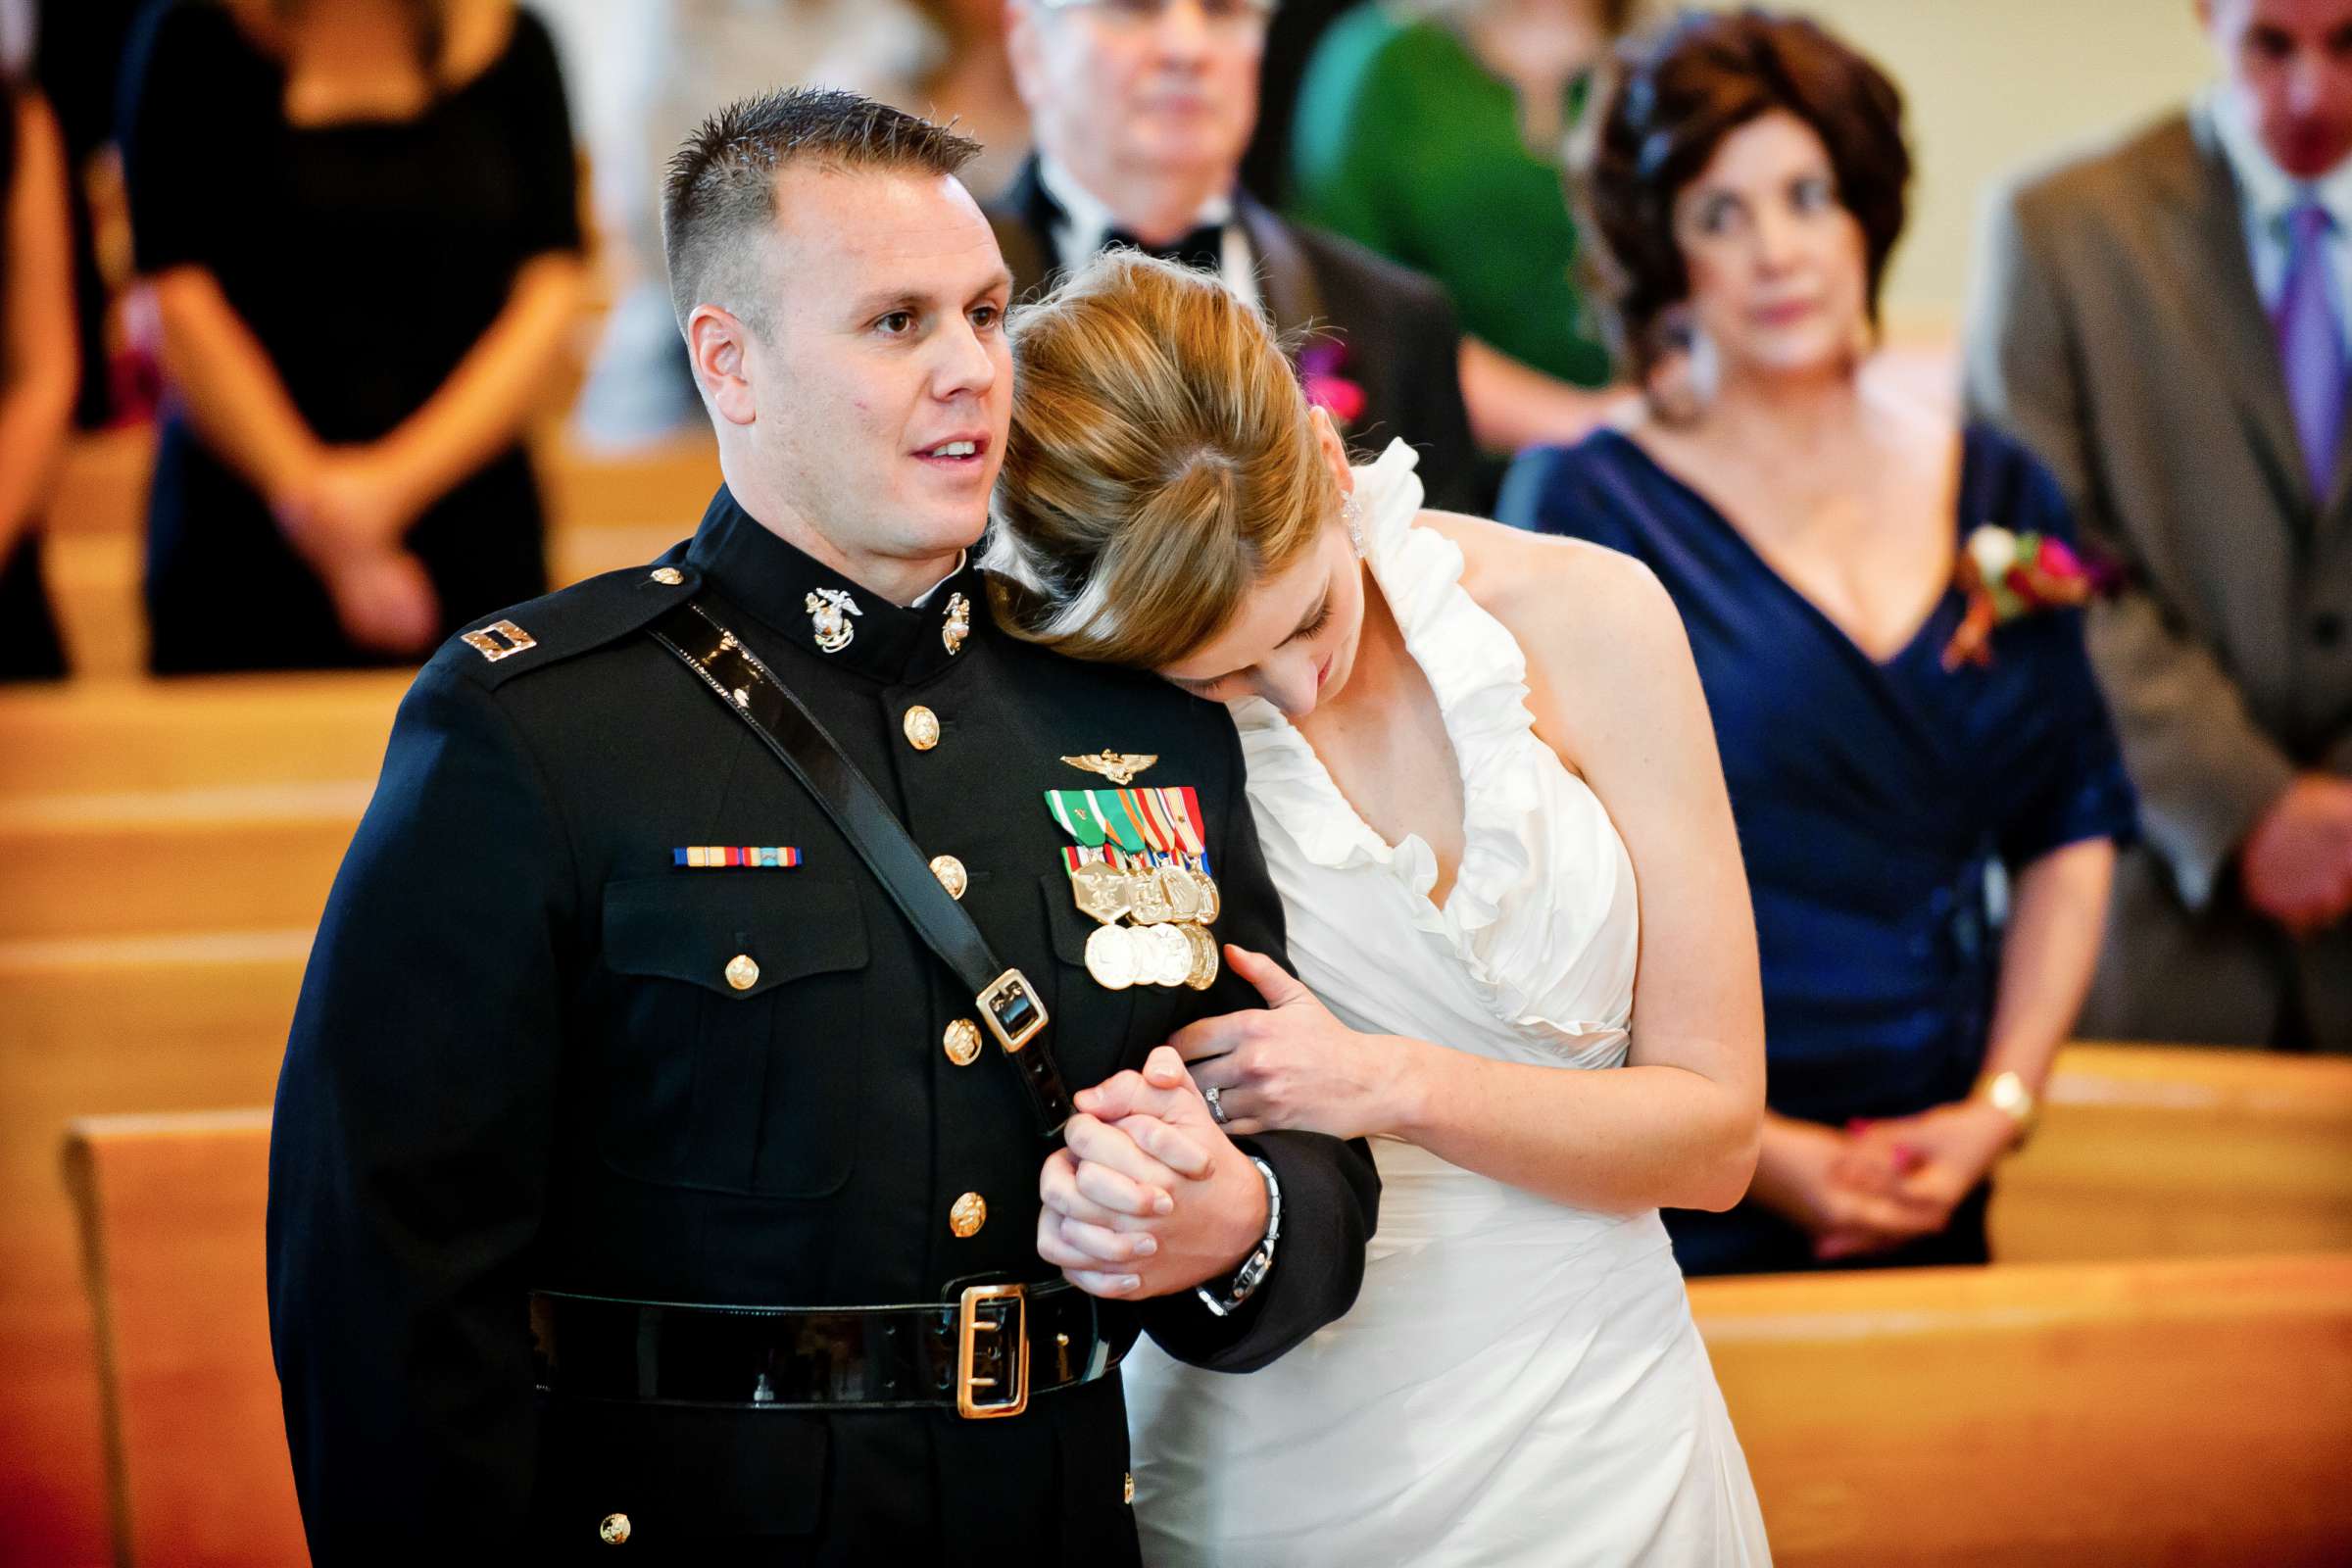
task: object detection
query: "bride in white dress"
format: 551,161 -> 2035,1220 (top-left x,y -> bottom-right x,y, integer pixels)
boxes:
986,250 -> 1772,1566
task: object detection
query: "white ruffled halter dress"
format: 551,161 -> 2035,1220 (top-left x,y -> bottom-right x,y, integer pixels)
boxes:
1121,442 -> 1771,1566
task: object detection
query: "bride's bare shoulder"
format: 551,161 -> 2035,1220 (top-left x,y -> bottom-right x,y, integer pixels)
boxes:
1416,511 -> 1679,662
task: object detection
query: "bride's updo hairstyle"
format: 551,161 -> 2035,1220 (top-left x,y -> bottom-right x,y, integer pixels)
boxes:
984,249 -> 1335,666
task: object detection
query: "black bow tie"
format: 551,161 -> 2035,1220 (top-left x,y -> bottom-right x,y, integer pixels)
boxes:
1102,222 -> 1227,276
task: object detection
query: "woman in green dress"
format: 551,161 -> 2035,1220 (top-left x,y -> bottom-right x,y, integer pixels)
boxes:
1291,0 -> 1633,449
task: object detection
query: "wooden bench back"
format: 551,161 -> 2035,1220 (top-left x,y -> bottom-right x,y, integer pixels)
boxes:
62,1111 -> 306,1567
1690,1251 -> 2352,1566
52,1108 -> 2352,1567
1995,1044 -> 2352,1258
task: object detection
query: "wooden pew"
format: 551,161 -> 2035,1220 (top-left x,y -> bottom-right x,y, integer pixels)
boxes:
0,671 -> 407,800
0,784 -> 365,941
1690,1252 -> 2352,1566
63,1112 -> 304,1568
1994,1043 -> 2352,1258
0,937 -> 302,1568
45,1107 -> 2352,1567
38,427 -> 716,678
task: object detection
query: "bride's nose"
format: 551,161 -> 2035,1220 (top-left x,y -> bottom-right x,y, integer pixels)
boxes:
1254,651 -> 1323,719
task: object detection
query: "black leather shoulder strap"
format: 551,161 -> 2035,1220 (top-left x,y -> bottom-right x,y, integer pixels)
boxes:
649,595 -> 1072,1137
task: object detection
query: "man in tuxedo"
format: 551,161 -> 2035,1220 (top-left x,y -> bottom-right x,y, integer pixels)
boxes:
990,0 -> 1483,510
268,88 -> 1375,1559
1966,0 -> 2352,1050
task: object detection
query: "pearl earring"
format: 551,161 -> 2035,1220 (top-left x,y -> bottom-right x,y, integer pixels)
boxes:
1343,492 -> 1366,558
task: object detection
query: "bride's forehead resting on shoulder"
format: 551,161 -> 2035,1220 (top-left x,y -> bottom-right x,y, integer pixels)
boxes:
980,249 -> 1346,669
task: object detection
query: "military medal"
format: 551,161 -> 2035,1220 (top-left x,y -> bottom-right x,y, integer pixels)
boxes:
806,588 -> 861,653
1067,856 -> 1134,925
1141,922 -> 1192,987
1084,923 -> 1140,991
1047,780 -> 1220,991
1179,921 -> 1220,990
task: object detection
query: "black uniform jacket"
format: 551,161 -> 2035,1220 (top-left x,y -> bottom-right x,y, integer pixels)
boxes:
987,156 -> 1482,513
267,486 -> 1380,1561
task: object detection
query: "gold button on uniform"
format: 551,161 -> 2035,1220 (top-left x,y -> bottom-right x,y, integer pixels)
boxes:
599,1511 -> 632,1544
724,954 -> 760,991
929,855 -> 967,900
950,1192 -> 987,1238
903,705 -> 941,751
649,566 -> 683,586
943,1017 -> 983,1066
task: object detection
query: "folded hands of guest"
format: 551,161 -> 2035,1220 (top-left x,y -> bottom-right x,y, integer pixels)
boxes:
2239,774 -> 2352,938
1754,1105 -> 2013,1262
271,446 -> 441,656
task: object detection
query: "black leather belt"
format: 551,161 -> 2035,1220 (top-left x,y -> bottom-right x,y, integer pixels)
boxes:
529,1282 -> 1129,1420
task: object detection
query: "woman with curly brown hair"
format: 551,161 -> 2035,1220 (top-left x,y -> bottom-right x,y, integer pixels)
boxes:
1498,10 -> 2137,1277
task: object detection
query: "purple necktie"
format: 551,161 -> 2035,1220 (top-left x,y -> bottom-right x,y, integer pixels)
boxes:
2275,201 -> 2347,500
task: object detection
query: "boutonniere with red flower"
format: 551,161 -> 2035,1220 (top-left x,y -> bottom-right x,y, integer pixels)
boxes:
1299,339 -> 1367,430
1941,523 -> 2116,670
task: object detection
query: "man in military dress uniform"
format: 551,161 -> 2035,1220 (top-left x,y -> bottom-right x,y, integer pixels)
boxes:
267,89 -> 1377,1559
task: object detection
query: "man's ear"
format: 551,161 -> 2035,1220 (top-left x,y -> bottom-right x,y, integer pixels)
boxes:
686,304 -> 758,427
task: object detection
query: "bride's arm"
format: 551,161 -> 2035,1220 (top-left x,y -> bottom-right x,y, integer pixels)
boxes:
1176,522 -> 1765,1214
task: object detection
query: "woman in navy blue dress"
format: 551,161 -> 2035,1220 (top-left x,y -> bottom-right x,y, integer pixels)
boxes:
1499,12 -> 2136,1274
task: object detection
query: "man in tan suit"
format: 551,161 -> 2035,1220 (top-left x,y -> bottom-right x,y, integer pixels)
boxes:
1967,0 -> 2352,1051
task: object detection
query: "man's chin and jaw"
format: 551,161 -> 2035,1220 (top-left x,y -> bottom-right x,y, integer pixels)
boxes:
687,165 -> 1013,603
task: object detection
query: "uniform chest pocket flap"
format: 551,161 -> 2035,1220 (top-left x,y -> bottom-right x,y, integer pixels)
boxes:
599,875 -> 869,1197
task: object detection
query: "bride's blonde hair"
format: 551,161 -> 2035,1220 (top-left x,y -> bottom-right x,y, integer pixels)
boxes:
983,249 -> 1337,666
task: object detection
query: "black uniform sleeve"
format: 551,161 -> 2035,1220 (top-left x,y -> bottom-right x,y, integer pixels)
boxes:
1136,715 -> 1379,1372
500,9 -> 584,259
267,656 -> 575,1551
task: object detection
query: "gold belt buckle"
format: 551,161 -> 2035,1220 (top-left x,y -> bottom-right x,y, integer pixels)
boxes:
956,1283 -> 1030,1420
976,968 -> 1049,1055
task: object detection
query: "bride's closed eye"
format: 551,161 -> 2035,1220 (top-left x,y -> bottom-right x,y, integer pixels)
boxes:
1169,596 -> 1335,700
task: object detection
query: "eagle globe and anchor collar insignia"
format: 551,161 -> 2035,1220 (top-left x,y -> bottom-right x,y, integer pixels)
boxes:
806,588 -> 861,653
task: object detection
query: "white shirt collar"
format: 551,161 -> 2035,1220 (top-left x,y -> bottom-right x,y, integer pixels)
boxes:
1034,154 -> 1235,269
907,551 -> 967,610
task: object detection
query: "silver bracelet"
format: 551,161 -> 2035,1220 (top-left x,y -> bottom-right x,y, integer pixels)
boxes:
1196,1156 -> 1281,1318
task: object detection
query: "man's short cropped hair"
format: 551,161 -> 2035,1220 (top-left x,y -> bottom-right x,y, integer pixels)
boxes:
660,87 -> 981,338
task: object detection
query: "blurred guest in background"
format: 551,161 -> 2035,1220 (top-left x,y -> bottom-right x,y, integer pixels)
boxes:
0,70 -> 74,679
119,0 -> 584,672
990,0 -> 1482,509
32,0 -> 146,428
565,0 -> 936,449
1501,11 -> 2138,1273
907,0 -> 1030,197
1967,0 -> 2352,1052
1236,0 -> 1351,203
1292,0 -> 1633,451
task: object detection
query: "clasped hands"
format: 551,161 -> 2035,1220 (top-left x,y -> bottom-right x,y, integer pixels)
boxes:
1761,1100 -> 2017,1261
1035,1045 -> 1268,1301
270,444 -> 441,656
2240,773 -> 2352,937
1039,946 -> 1396,1299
